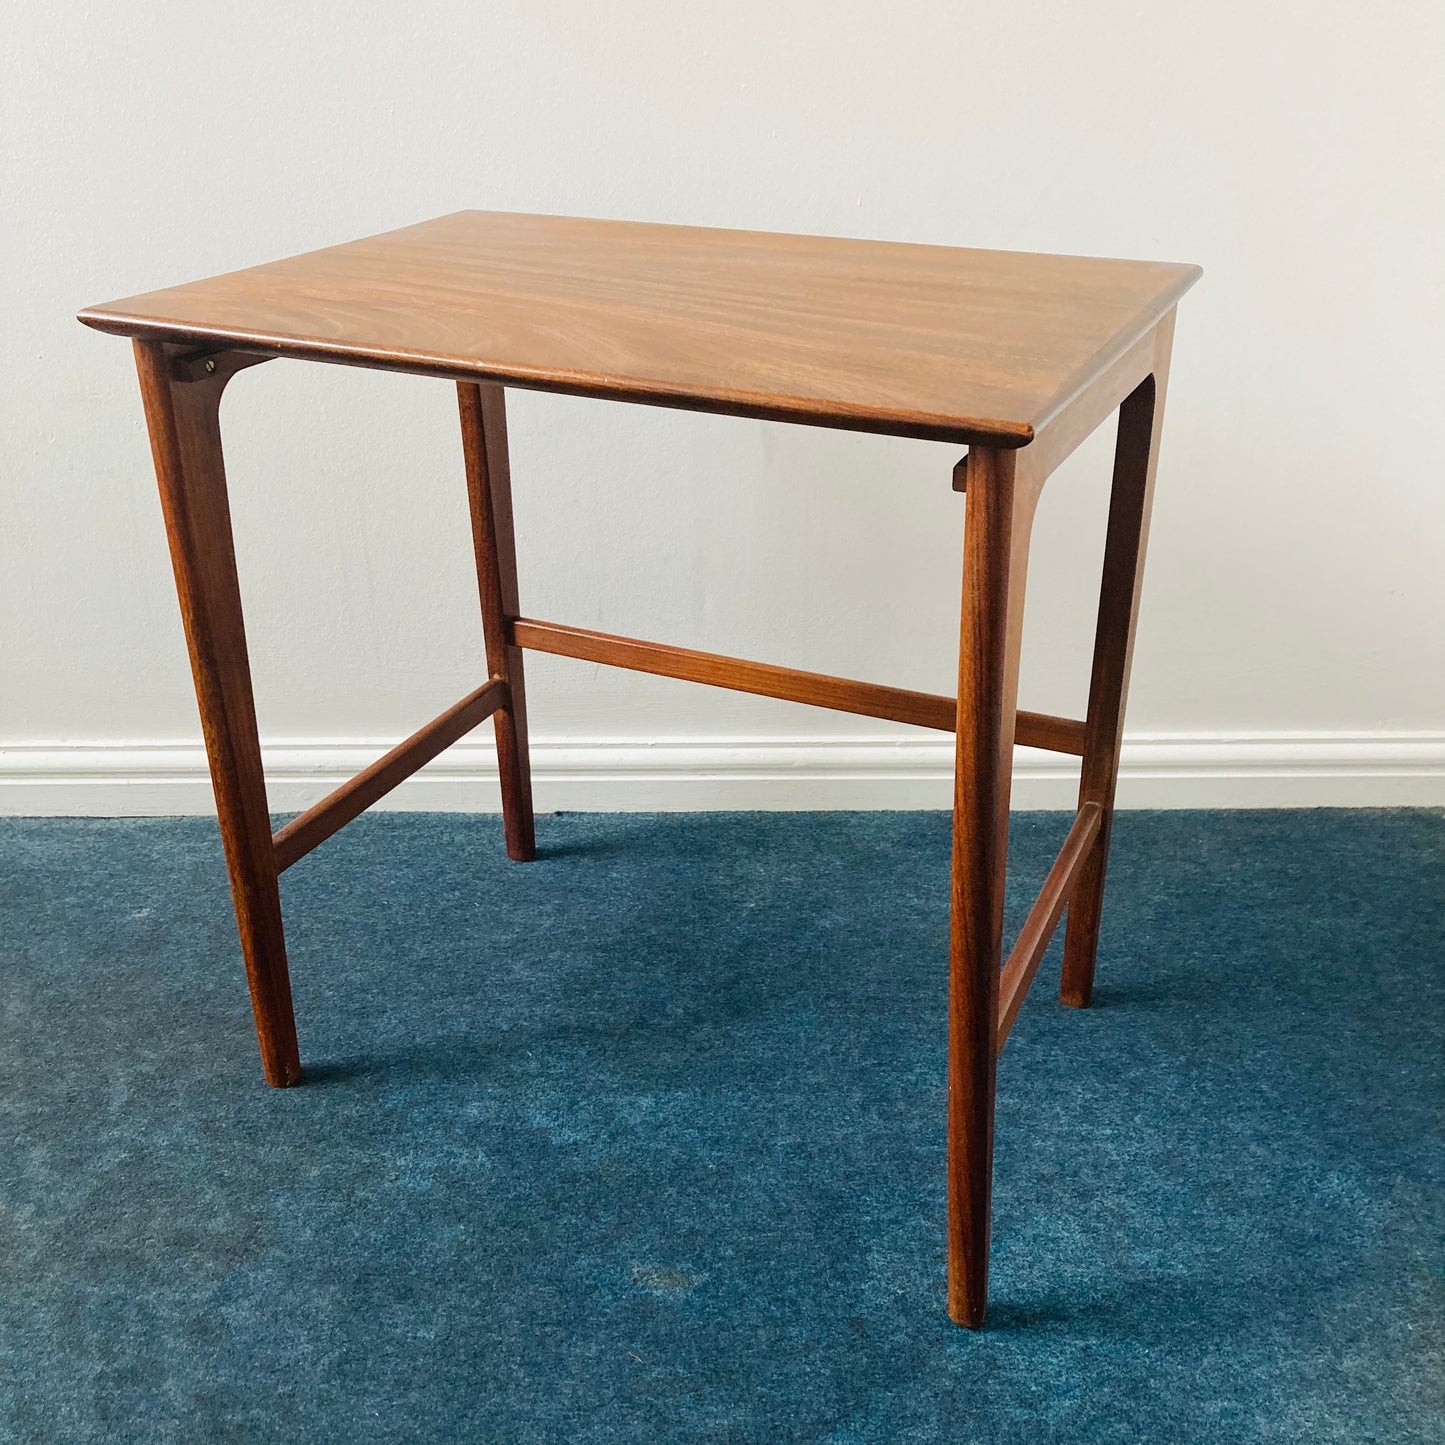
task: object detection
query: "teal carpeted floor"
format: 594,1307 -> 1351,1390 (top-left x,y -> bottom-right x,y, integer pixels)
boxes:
1,810 -> 1442,1443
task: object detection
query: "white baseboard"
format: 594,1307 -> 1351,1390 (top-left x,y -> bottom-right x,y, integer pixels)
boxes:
2,732 -> 1443,815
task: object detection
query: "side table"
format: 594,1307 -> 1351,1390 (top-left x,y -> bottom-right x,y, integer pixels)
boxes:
80,211 -> 1199,1326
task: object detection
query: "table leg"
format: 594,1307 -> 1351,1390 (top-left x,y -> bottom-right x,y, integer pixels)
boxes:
948,445 -> 1038,1328
458,383 -> 535,861
1060,322 -> 1175,1008
132,341 -> 301,1087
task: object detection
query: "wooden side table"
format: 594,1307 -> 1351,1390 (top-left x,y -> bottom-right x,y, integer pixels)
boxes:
80,212 -> 1199,1327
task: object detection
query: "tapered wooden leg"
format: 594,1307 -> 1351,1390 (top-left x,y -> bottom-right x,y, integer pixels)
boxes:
948,446 -> 1038,1328
1060,318 -> 1175,1008
133,341 -> 301,1087
458,383 -> 535,861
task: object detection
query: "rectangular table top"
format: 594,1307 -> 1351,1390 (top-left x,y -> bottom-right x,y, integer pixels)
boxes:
80,211 -> 1199,447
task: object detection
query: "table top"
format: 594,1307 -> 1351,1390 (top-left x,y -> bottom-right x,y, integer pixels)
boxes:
80,211 -> 1199,447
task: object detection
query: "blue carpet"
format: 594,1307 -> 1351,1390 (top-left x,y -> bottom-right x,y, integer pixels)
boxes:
0,810 -> 1441,1443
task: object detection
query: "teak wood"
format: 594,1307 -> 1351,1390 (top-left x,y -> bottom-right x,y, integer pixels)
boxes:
509,616 -> 1085,754
458,381 -> 535,863
271,679 -> 507,874
131,339 -> 301,1088
81,211 -> 1198,1328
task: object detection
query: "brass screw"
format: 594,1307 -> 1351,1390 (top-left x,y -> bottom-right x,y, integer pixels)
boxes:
204,358 -> 216,374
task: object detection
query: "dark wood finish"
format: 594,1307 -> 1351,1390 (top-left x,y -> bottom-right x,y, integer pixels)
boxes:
458,383 -> 535,861
168,348 -> 273,386
1015,327 -> 1158,488
511,616 -> 1085,754
996,802 -> 1102,1045
947,445 -> 1040,1328
132,340 -> 301,1088
80,211 -> 1199,448
272,680 -> 507,873
86,215 -> 1197,1329
1013,709 -> 1086,758
512,615 -> 953,730
1060,316 -> 1175,1008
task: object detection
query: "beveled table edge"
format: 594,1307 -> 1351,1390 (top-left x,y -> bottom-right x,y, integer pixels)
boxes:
77,307 -> 1044,447
77,211 -> 1202,449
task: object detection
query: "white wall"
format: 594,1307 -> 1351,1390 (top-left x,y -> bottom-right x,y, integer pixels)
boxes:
3,1 -> 1444,812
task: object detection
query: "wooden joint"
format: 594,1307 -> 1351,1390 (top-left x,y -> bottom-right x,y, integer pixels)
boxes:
952,452 -> 970,493
170,347 -> 274,386
509,616 -> 1085,753
996,802 -> 1103,1045
272,679 -> 508,872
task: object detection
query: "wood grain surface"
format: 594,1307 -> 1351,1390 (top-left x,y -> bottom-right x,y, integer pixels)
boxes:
996,801 -> 1102,1046
1061,314 -> 1177,1007
81,211 -> 1198,446
132,340 -> 302,1087
508,615 -> 1085,754
458,382 -> 536,861
270,679 -> 507,874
